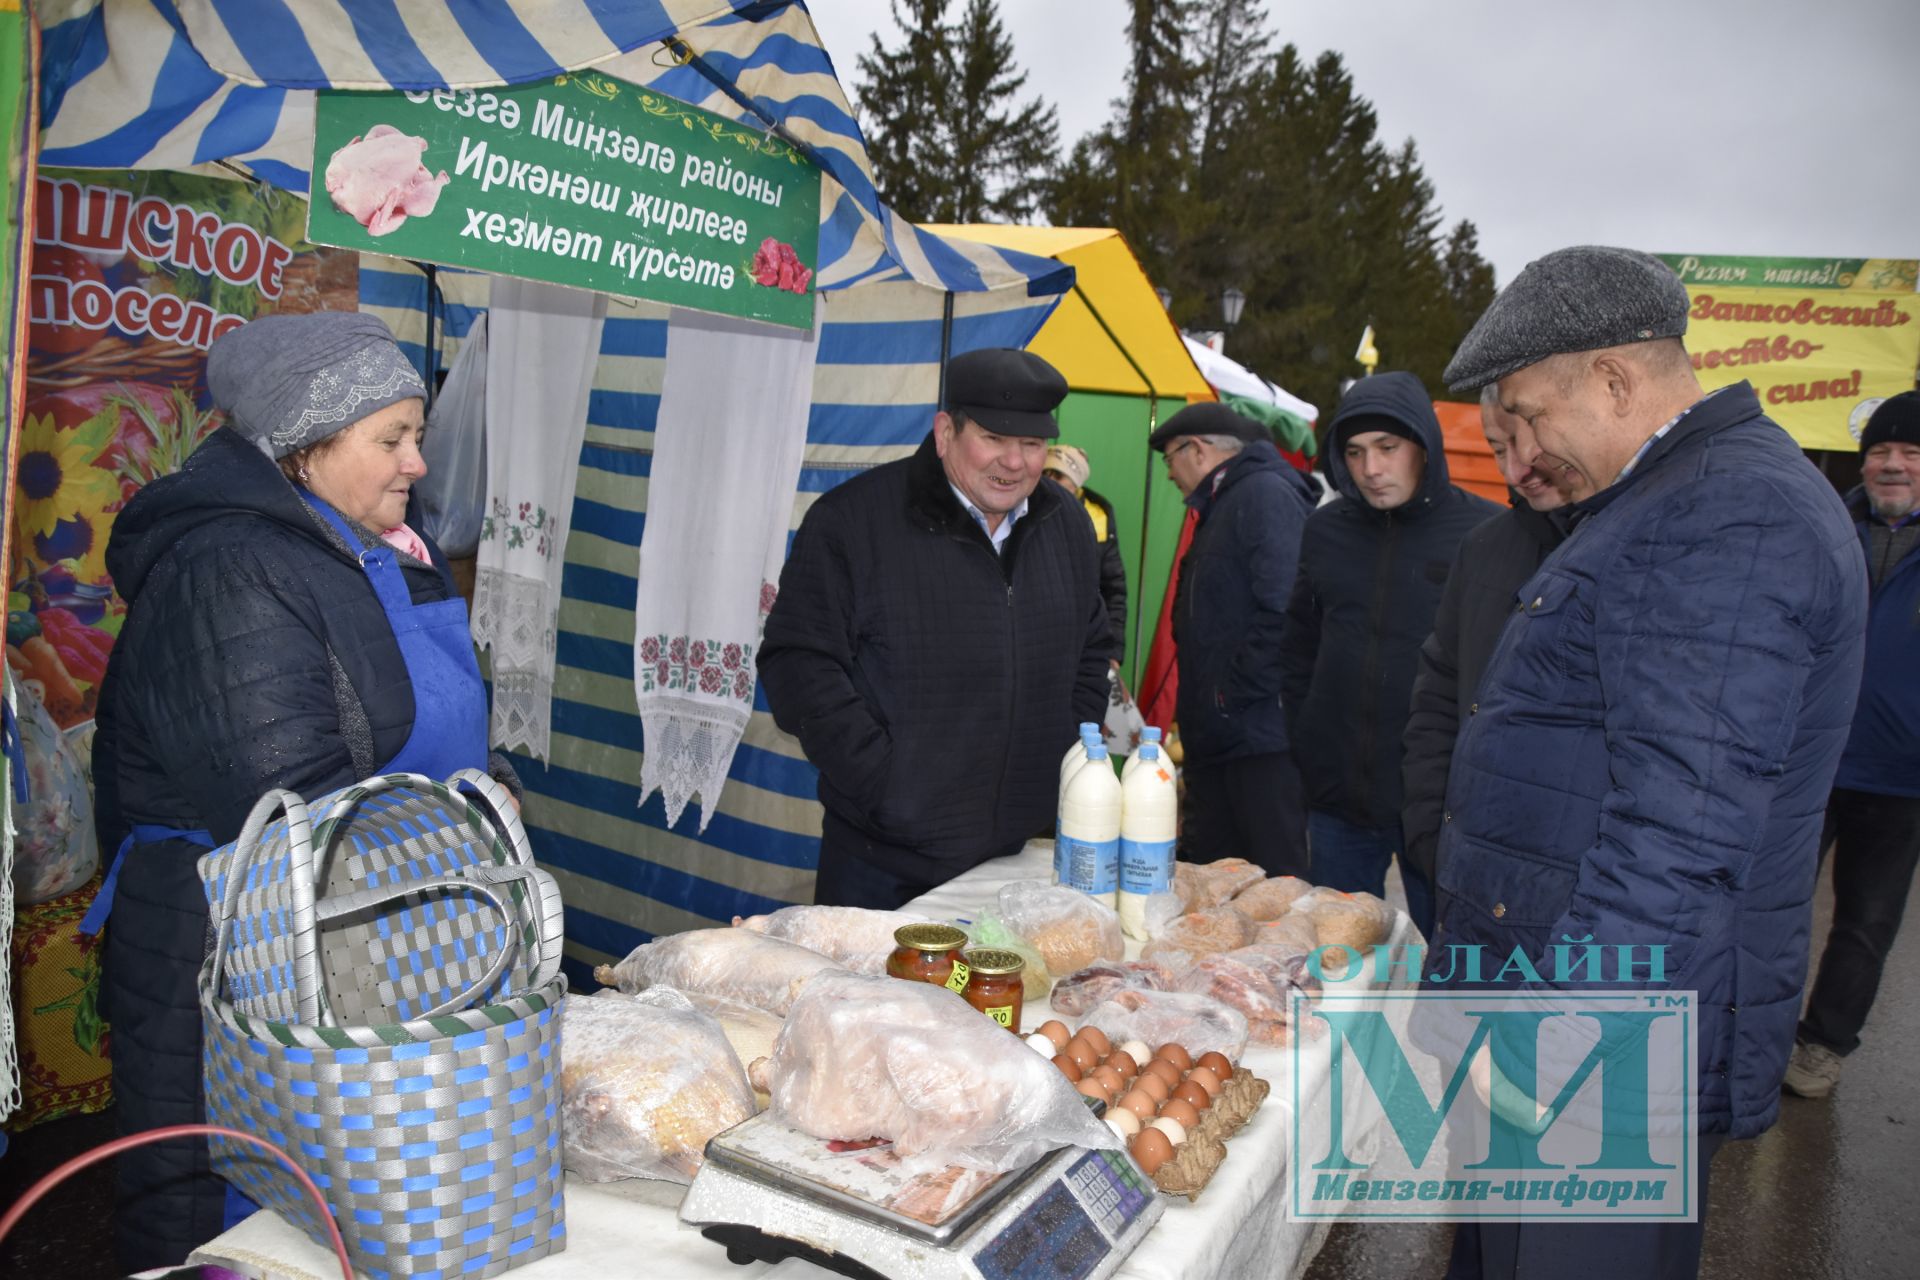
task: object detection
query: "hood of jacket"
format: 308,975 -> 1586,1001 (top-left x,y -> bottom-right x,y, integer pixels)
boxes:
1187,438 -> 1319,519
1321,371 -> 1452,517
105,426 -> 350,603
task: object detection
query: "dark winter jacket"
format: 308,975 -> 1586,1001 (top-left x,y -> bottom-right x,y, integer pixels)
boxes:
1424,382 -> 1867,1139
759,434 -> 1114,875
1278,372 -> 1500,829
1082,485 -> 1130,663
91,427 -> 481,1270
1172,439 -> 1319,764
1400,499 -> 1566,885
1832,486 -> 1920,798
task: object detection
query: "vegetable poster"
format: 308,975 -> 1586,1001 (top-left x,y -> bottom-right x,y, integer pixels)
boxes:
16,169 -> 358,728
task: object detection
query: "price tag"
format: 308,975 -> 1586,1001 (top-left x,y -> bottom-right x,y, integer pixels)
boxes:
986,1004 -> 1014,1027
945,961 -> 971,993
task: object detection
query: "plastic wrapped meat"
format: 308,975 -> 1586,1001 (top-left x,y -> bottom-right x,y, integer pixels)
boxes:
324,124 -> 450,236
995,881 -> 1125,977
1049,959 -> 1179,1017
1140,905 -> 1258,965
1293,888 -> 1395,950
1173,858 -> 1266,910
732,904 -> 931,975
1257,912 -> 1321,955
760,971 -> 1121,1175
674,990 -> 786,1107
1231,876 -> 1314,922
1174,953 -> 1293,1045
561,989 -> 757,1183
1081,988 -> 1249,1062
594,927 -> 844,1016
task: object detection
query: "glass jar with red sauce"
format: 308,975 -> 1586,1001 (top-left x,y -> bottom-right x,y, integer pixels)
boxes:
960,948 -> 1026,1034
886,924 -> 971,994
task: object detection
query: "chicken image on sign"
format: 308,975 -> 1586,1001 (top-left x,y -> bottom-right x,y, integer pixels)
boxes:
308,75 -> 822,330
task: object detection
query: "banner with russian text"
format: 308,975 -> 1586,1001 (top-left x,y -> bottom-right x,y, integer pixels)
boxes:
308,75 -> 823,330
14,169 -> 355,728
1658,254 -> 1920,451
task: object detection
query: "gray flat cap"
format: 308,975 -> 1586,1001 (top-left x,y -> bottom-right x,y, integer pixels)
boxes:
1444,245 -> 1690,392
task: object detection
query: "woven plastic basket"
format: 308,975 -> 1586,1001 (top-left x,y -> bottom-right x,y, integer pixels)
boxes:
198,772 -> 568,1277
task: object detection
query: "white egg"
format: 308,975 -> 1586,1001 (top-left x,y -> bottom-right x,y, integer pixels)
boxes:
1104,1109 -> 1142,1140
1146,1116 -> 1187,1146
1119,1039 -> 1152,1067
1026,1032 -> 1058,1057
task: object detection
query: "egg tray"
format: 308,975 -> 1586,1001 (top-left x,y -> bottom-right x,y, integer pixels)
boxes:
1149,1067 -> 1270,1202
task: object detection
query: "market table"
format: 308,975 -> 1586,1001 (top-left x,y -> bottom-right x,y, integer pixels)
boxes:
190,842 -> 1415,1280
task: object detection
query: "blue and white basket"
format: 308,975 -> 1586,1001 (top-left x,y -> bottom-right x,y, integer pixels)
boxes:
197,771 -> 568,1278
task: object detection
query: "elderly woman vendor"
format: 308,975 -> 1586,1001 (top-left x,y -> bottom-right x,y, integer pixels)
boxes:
89,312 -> 515,1271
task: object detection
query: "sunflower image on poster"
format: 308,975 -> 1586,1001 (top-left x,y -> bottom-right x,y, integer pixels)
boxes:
16,168 -> 359,728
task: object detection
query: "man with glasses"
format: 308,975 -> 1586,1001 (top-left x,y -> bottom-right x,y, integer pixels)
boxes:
1152,402 -> 1319,875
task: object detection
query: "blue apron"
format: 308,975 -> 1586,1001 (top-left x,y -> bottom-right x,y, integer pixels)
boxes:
81,496 -> 492,1228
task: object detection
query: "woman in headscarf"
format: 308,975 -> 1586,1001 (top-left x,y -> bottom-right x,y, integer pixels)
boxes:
88,311 -> 517,1271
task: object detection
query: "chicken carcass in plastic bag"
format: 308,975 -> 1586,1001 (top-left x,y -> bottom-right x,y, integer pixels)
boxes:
561,989 -> 757,1183
732,904 -> 931,975
759,971 -> 1121,1175
995,881 -> 1124,977
594,927 -> 843,1016
1049,959 -> 1180,1017
1081,988 -> 1249,1062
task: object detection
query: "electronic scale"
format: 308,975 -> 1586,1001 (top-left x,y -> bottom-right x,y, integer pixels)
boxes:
679,1111 -> 1164,1280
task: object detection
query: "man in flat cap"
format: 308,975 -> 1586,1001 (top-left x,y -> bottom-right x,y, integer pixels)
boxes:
1151,402 -> 1319,875
1278,372 -> 1498,937
1423,246 -> 1867,1279
1785,390 -> 1920,1099
761,348 -> 1115,907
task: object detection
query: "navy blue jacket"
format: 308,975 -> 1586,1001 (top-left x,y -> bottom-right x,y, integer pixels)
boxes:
1427,382 -> 1867,1139
1173,439 -> 1318,764
1280,372 -> 1500,828
1832,486 -> 1920,797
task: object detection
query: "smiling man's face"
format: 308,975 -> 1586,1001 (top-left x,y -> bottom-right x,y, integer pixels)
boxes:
1864,441 -> 1920,521
935,412 -> 1048,531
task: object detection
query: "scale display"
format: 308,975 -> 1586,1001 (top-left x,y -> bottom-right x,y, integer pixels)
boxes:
974,1151 -> 1156,1280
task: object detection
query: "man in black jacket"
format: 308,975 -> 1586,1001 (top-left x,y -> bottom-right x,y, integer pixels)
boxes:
1280,371 -> 1499,937
1156,403 -> 1319,875
1043,443 -> 1129,667
1401,385 -> 1594,919
760,349 -> 1114,908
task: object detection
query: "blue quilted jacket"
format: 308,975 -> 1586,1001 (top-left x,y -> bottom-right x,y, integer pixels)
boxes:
1426,382 -> 1867,1139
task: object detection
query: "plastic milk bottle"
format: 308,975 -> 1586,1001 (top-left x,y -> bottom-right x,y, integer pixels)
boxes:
1054,725 -> 1102,883
1120,726 -> 1164,784
1117,741 -> 1178,939
1061,742 -> 1123,907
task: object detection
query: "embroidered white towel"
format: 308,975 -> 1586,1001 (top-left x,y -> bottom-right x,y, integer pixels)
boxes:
634,301 -> 819,829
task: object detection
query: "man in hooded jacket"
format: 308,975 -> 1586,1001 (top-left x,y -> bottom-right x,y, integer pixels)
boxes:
1279,371 -> 1499,936
1155,403 -> 1320,876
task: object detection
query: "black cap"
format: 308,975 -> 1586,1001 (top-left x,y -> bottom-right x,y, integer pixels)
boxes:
1148,401 -> 1266,451
945,348 -> 1069,438
1331,412 -> 1424,453
1860,391 -> 1920,453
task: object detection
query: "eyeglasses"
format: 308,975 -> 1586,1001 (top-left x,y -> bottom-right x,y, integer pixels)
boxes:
1165,439 -> 1201,466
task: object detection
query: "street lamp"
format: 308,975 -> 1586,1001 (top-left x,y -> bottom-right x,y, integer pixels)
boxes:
1221,287 -> 1246,329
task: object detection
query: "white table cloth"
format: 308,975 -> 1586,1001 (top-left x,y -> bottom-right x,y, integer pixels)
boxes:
191,843 -> 1413,1280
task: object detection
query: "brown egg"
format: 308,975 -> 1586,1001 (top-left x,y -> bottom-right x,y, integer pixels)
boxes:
1078,1025 -> 1111,1057
1076,1076 -> 1111,1105
1092,1065 -> 1126,1096
1158,1096 -> 1201,1130
1118,1088 -> 1158,1121
1185,1065 -> 1223,1098
1038,1020 -> 1073,1051
1155,1043 -> 1193,1072
1144,1059 -> 1182,1091
1051,1053 -> 1082,1083
1136,1071 -> 1171,1103
1197,1051 -> 1233,1080
1173,1079 -> 1211,1111
1131,1127 -> 1174,1175
1064,1037 -> 1100,1072
1104,1049 -> 1139,1081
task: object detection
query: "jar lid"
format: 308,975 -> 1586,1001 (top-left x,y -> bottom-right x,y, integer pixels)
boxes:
962,947 -> 1026,976
894,923 -> 969,952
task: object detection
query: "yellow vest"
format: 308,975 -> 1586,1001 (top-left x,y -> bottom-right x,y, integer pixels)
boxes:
1082,495 -> 1108,543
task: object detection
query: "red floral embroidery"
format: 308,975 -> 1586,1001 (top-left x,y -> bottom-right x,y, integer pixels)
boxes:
699,666 -> 724,695
638,632 -> 758,706
640,636 -> 661,664
733,669 -> 753,701
722,642 -> 743,671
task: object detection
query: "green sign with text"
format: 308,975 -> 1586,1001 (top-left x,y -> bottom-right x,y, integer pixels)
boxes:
308,73 -> 821,328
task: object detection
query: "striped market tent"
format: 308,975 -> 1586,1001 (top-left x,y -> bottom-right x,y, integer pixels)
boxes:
33,0 -> 1073,981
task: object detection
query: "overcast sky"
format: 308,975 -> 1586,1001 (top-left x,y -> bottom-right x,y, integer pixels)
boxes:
810,0 -> 1920,288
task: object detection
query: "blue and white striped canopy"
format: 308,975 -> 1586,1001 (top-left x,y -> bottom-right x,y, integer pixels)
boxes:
37,0 -> 1070,296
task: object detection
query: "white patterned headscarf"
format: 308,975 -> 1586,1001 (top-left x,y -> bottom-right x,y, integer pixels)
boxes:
208,312 -> 426,459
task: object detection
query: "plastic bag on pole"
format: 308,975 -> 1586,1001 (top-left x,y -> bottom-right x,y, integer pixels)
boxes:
417,314 -> 488,557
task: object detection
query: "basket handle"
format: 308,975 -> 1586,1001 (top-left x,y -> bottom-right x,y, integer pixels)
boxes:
205,787 -> 318,1016
448,768 -> 536,867
310,863 -> 557,1022
463,863 -> 565,994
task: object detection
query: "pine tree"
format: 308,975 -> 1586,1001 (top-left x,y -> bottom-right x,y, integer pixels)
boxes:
854,0 -> 953,223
